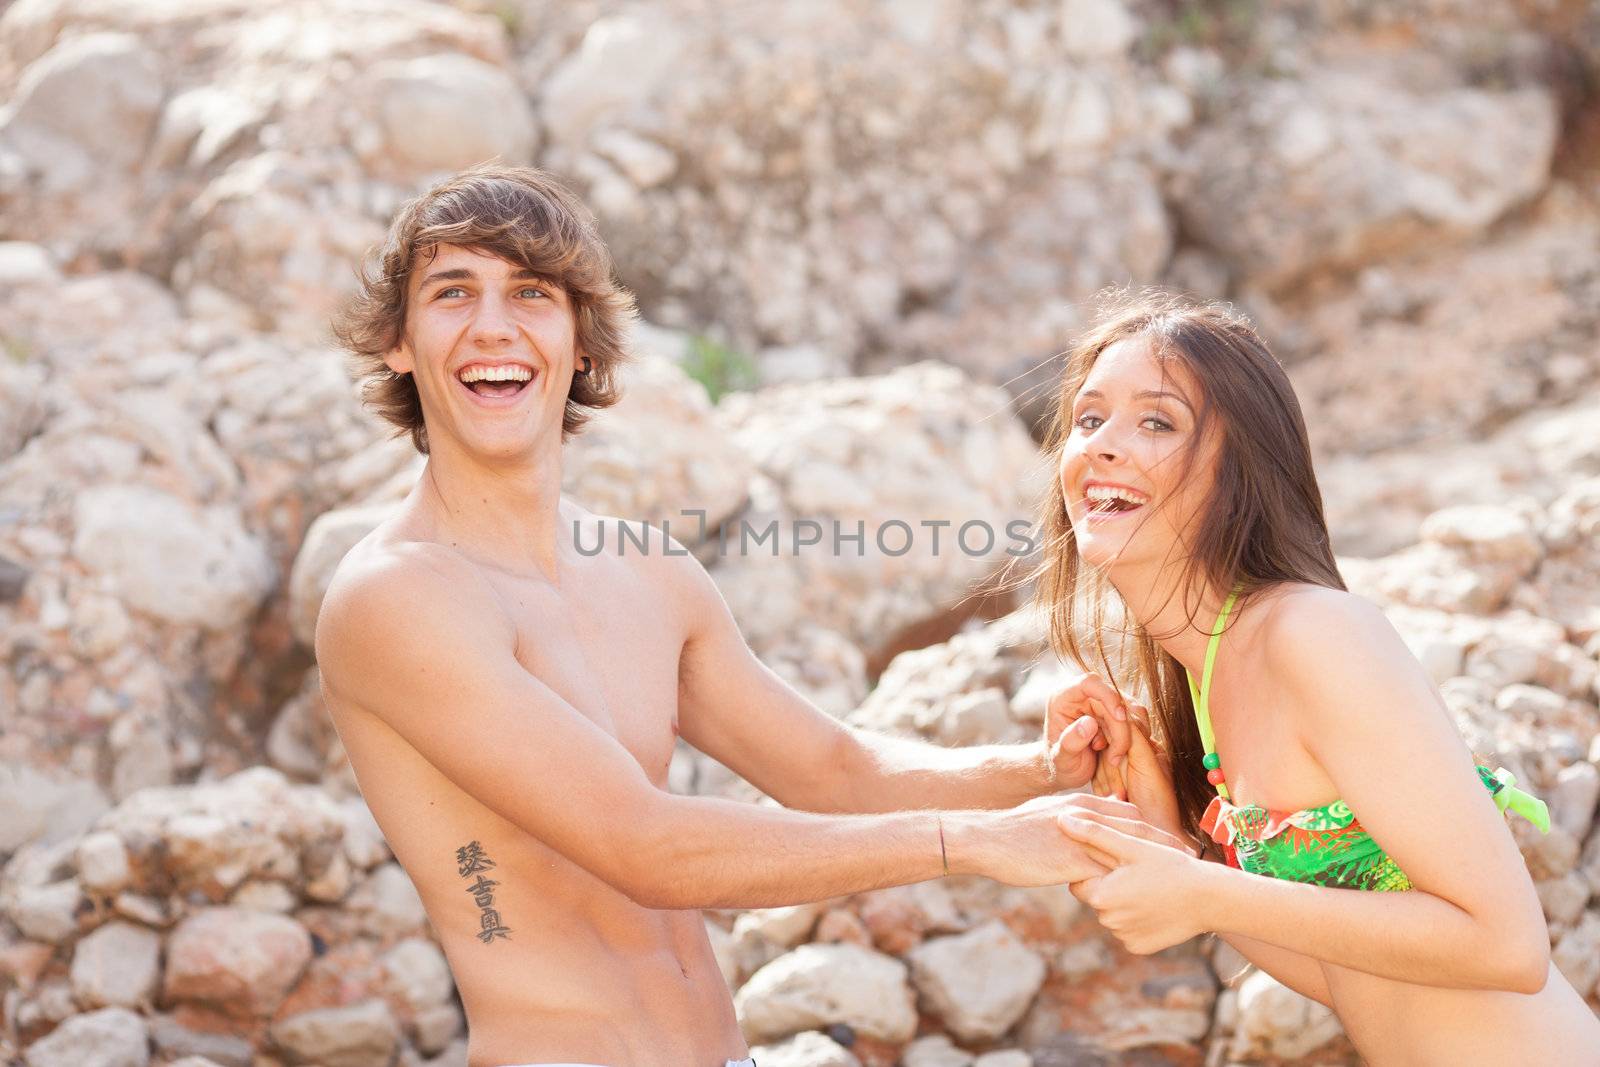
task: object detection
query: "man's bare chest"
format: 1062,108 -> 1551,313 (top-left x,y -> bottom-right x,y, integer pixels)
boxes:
496,563 -> 684,783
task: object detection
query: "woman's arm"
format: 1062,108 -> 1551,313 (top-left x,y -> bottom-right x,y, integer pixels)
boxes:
1065,589 -> 1550,993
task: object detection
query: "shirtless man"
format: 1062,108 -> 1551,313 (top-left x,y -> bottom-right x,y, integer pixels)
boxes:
315,165 -> 1128,1067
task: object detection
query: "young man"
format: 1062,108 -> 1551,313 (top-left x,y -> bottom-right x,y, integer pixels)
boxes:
317,165 -> 1128,1067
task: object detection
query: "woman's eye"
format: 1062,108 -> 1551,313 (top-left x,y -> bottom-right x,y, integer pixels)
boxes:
1073,414 -> 1103,431
1142,416 -> 1175,432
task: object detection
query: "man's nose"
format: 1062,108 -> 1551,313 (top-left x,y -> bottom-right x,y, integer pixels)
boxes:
469,293 -> 515,345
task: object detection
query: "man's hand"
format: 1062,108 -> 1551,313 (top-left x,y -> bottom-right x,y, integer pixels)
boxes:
956,796 -> 1112,887
1044,672 -> 1131,793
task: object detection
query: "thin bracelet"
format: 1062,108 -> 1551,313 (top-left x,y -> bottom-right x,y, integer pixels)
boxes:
937,815 -> 950,876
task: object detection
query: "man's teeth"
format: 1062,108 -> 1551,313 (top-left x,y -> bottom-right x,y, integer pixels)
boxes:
458,364 -> 534,384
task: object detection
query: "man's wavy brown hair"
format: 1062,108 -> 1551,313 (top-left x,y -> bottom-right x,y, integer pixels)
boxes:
334,164 -> 636,452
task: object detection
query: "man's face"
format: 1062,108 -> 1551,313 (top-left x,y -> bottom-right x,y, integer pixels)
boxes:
386,243 -> 580,461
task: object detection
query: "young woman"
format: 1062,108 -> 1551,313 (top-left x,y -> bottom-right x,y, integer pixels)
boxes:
1035,292 -> 1600,1064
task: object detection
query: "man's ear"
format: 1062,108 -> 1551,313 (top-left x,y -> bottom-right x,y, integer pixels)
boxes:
384,335 -> 414,376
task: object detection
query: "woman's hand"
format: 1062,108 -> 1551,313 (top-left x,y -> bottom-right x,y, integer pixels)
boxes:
1119,708 -> 1185,842
1058,810 -> 1213,955
1050,684 -> 1184,839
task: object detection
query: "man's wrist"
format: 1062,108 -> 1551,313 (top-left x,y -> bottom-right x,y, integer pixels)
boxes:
939,811 -> 983,878
1034,737 -> 1060,794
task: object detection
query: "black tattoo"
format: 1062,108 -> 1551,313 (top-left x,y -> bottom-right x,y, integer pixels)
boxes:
454,840 -> 512,944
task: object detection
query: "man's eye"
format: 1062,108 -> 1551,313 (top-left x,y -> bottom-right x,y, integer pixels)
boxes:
1074,414 -> 1103,431
436,286 -> 467,299
517,287 -> 546,299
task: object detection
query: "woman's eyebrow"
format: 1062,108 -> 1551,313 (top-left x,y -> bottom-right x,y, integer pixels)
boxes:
1135,389 -> 1194,412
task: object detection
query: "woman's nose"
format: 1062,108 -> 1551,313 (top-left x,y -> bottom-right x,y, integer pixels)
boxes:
1088,424 -> 1126,463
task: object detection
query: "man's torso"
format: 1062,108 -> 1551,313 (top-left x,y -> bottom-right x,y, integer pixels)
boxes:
322,505 -> 745,1066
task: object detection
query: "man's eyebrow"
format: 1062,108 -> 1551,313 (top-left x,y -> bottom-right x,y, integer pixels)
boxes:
416,267 -> 549,290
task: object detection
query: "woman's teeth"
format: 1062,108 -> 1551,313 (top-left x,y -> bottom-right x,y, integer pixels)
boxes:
1085,485 -> 1149,513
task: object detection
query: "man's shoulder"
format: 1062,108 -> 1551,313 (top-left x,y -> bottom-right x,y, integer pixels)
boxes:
316,537 -> 497,665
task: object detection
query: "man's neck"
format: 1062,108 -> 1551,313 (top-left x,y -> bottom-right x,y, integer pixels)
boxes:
413,435 -> 567,580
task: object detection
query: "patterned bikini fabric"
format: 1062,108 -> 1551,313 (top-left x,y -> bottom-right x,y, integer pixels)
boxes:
1199,766 -> 1508,892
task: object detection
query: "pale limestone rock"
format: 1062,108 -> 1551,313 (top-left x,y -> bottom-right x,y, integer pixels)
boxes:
1175,69 -> 1557,290
539,13 -> 688,145
75,832 -> 131,895
162,907 -> 312,1017
734,943 -> 917,1044
1550,762 -> 1600,839
70,921 -> 161,1009
705,918 -> 740,990
348,862 -> 428,937
561,351 -> 754,538
270,999 -> 400,1067
748,1030 -> 861,1067
97,768 -> 343,895
287,504 -> 393,646
6,880 -> 83,943
22,1006 -> 150,1067
381,938 -> 455,1014
0,33 -> 163,192
1535,873 -> 1591,927
72,485 -> 274,629
973,1052 -> 1032,1067
1552,910 -> 1600,999
731,902 -> 827,951
902,1034 -> 973,1067
1057,0 -> 1138,57
0,765 -> 108,854
228,880 -> 297,914
907,919 -> 1047,1041
366,54 -> 536,175
714,364 -> 1044,664
1229,969 -> 1345,1060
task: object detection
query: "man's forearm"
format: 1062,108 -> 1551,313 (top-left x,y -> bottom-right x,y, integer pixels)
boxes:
815,728 -> 1056,814
619,793 -> 968,910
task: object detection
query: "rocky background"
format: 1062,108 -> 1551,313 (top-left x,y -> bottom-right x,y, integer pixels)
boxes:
1,0 -> 1598,1064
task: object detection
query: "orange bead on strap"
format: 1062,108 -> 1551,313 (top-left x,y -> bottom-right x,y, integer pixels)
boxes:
1206,768 -> 1226,786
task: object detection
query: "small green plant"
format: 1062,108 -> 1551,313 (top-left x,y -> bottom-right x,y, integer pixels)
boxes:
682,334 -> 759,403
492,1 -> 523,39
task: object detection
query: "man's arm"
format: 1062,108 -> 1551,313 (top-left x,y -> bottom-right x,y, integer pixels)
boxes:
314,546 -> 1106,910
661,542 -> 1122,813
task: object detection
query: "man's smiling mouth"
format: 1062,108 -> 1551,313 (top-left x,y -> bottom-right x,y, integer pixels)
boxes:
457,362 -> 536,399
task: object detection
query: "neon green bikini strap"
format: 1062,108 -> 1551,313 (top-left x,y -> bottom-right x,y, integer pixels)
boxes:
1188,587 -> 1240,799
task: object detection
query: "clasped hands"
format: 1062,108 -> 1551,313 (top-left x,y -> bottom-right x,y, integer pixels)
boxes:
1042,672 -> 1216,955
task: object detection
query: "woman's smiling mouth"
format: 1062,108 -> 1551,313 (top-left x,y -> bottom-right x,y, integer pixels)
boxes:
1082,481 -> 1151,519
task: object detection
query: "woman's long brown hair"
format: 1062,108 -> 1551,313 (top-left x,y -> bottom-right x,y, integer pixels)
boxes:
1036,290 -> 1346,840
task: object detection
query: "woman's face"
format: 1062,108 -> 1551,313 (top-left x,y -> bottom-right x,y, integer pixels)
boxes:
1058,336 -> 1218,576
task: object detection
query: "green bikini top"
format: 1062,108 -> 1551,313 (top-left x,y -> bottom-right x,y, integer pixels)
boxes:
1188,588 -> 1550,891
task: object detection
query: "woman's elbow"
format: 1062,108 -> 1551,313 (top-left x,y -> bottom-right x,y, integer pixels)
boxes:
1482,924 -> 1550,995
1501,939 -> 1551,995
